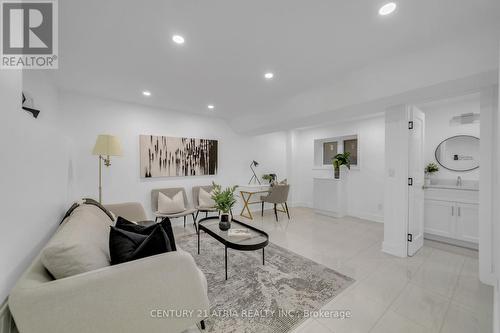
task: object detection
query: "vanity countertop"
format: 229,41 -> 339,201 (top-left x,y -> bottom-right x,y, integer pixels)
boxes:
424,184 -> 478,191
424,178 -> 479,192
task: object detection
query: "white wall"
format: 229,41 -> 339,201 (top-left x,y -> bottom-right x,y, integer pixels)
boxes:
0,71 -> 71,302
290,115 -> 385,222
420,93 -> 480,181
58,91 -> 288,219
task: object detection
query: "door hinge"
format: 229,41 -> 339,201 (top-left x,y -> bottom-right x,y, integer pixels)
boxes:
408,234 -> 413,242
408,121 -> 414,129
408,178 -> 413,186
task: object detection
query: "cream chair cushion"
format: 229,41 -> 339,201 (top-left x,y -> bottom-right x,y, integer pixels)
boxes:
198,188 -> 215,208
40,205 -> 114,279
158,191 -> 186,214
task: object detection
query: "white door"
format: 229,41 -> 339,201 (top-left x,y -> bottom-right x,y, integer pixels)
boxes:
424,199 -> 455,238
407,107 -> 425,256
456,203 -> 479,243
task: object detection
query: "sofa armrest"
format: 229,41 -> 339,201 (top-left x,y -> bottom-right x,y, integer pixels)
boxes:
10,251 -> 209,333
105,202 -> 148,221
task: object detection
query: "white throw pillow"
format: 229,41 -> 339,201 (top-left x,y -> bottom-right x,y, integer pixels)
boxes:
199,188 -> 216,208
41,205 -> 113,279
158,191 -> 186,214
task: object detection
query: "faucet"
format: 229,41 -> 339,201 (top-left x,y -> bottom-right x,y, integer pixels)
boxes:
456,176 -> 462,187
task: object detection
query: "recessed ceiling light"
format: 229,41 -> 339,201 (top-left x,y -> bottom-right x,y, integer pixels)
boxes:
264,72 -> 274,79
379,2 -> 397,16
142,90 -> 151,97
172,35 -> 185,44
207,104 -> 215,110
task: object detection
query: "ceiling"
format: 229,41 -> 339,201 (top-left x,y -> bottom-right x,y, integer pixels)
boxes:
55,0 -> 500,120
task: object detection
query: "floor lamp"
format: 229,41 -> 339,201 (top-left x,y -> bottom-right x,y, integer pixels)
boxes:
92,135 -> 122,203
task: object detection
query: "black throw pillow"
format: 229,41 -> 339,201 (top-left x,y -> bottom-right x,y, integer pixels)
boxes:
115,216 -> 177,251
109,224 -> 172,265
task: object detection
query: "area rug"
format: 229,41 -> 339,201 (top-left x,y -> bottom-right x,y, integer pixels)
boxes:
177,233 -> 354,333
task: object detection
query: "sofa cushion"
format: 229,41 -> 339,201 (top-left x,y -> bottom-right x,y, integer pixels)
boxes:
158,191 -> 185,214
41,205 -> 113,279
109,224 -> 172,265
198,188 -> 215,209
115,216 -> 177,251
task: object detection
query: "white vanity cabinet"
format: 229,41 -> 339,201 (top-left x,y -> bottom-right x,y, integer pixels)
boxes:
424,187 -> 478,248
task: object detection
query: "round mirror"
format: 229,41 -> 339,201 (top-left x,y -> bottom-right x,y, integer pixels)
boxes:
435,135 -> 479,171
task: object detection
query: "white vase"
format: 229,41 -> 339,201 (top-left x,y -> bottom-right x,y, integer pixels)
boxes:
424,176 -> 431,186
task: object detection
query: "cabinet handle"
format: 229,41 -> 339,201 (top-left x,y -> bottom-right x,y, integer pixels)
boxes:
458,207 -> 461,217
451,206 -> 454,216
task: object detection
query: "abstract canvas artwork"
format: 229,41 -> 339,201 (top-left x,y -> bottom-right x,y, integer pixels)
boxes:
140,135 -> 218,177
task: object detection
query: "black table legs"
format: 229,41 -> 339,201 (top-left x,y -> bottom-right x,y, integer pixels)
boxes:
225,246 -> 228,280
222,247 -> 264,280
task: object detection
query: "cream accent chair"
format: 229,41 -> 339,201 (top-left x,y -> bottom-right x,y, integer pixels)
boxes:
9,202 -> 209,333
192,185 -> 218,220
152,188 -> 197,231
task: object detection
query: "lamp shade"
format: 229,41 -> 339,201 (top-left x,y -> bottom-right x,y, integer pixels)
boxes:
92,135 -> 122,156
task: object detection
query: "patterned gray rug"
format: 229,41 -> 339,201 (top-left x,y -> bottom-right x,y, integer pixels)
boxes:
177,233 -> 354,333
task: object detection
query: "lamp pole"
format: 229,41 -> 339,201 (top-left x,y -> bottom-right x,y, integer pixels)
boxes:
98,156 -> 103,203
248,161 -> 261,185
98,155 -> 111,204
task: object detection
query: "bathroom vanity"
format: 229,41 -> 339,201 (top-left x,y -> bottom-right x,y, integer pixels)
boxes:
424,179 -> 478,249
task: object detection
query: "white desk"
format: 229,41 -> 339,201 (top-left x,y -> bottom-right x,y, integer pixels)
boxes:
237,184 -> 271,219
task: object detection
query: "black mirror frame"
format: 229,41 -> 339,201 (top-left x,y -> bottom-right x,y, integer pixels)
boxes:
434,135 -> 480,172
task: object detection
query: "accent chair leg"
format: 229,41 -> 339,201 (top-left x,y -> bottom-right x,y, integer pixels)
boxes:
183,215 -> 186,228
285,202 -> 290,219
261,201 -> 264,217
274,204 -> 278,221
192,213 -> 198,233
205,211 -> 208,218
195,210 -> 199,221
200,320 -> 206,330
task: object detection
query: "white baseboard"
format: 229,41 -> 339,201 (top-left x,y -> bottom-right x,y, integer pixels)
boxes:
424,233 -> 478,250
289,202 -> 312,208
350,212 -> 384,223
0,300 -> 15,333
314,209 -> 346,218
382,241 -> 407,258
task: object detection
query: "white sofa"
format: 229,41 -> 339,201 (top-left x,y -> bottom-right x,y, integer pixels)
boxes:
9,202 -> 209,333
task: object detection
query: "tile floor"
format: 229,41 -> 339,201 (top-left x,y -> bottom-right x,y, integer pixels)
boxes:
179,207 -> 493,333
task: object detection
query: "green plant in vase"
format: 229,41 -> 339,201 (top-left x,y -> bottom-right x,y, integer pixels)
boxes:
211,182 -> 237,230
332,152 -> 351,179
262,173 -> 277,185
424,162 -> 439,185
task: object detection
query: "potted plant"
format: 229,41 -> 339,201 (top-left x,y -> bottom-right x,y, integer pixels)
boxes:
425,162 -> 439,185
211,182 -> 237,231
332,152 -> 351,179
262,173 -> 277,185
